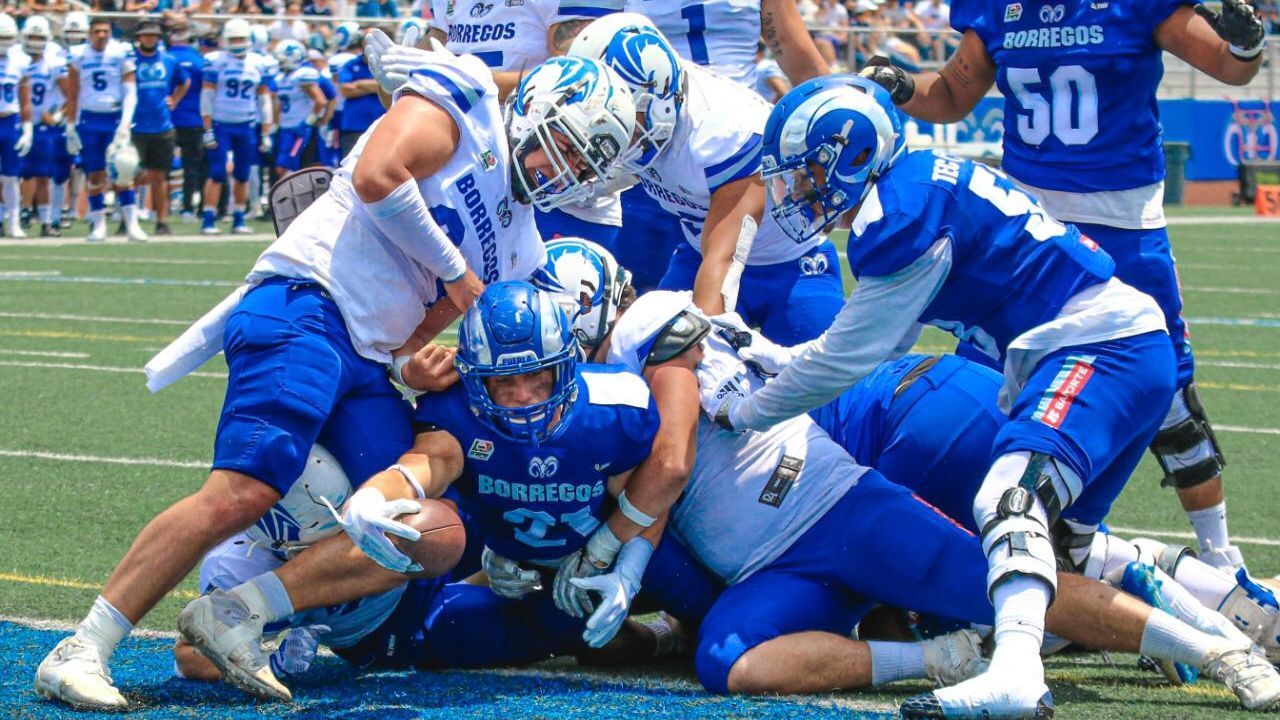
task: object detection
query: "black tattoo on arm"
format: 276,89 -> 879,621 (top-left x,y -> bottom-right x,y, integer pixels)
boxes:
761,9 -> 784,59
552,19 -> 591,54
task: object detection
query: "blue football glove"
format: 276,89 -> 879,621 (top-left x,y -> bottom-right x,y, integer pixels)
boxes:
269,624 -> 329,677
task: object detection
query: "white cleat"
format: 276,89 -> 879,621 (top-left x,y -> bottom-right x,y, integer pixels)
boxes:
200,225 -> 221,235
1205,646 -> 1280,711
922,629 -> 990,686
86,219 -> 107,242
176,590 -> 291,702
125,220 -> 148,242
33,636 -> 129,712
1218,569 -> 1280,664
7,221 -> 25,239
901,670 -> 1054,719
231,224 -> 254,235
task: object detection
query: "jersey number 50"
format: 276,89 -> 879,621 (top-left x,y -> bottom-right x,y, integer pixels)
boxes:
1007,65 -> 1098,147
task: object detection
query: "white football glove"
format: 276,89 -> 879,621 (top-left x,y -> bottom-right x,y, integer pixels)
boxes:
16,122 -> 33,157
259,134 -> 273,154
732,330 -> 796,376
202,129 -> 217,149
482,546 -> 543,599
367,27 -> 456,95
553,525 -> 623,618
65,125 -> 83,155
572,538 -> 654,648
268,624 -> 329,677
304,112 -> 321,127
323,487 -> 423,573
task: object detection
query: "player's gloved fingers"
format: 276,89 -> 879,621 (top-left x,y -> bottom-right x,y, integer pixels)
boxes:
402,24 -> 421,48
368,516 -> 422,542
1194,4 -> 1222,25
365,538 -> 413,573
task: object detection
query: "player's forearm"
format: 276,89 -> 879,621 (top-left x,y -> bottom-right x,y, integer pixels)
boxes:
1212,48 -> 1262,85
491,70 -> 522,102
901,70 -> 975,124
899,31 -> 993,123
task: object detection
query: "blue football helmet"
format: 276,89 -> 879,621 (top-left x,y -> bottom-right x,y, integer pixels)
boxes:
530,237 -> 632,354
456,281 -> 580,444
568,12 -> 685,173
762,74 -> 906,245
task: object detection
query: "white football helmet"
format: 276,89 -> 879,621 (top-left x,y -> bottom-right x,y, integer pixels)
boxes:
505,56 -> 635,211
107,141 -> 140,186
249,24 -> 270,54
569,12 -> 685,173
243,444 -> 353,560
331,21 -> 360,52
223,18 -> 252,58
531,237 -> 632,353
0,14 -> 18,51
22,15 -> 50,56
396,17 -> 428,46
274,39 -> 306,72
62,11 -> 90,46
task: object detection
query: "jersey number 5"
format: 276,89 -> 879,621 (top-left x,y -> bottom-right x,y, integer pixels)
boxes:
1007,65 -> 1098,147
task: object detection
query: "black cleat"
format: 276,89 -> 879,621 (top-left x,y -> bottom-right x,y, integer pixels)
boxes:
40,223 -> 61,237
153,222 -> 173,236
899,690 -> 1055,720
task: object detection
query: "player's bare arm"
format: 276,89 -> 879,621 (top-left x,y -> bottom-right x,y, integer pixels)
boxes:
695,176 -> 766,316
761,0 -> 830,83
550,19 -> 591,56
898,30 -> 995,123
1157,3 -> 1263,86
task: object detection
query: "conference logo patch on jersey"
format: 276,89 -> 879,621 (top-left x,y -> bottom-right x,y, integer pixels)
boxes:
479,149 -> 497,171
1033,355 -> 1097,429
469,438 -> 495,460
528,456 -> 559,478
505,0 -> 523,5
1005,3 -> 1023,21
758,455 -> 803,508
1039,4 -> 1065,23
593,462 -> 611,473
446,0 -> 456,14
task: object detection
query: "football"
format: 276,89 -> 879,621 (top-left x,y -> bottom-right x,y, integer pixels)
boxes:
391,499 -> 468,579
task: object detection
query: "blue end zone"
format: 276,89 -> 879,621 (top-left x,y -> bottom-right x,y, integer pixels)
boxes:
4,621 -> 892,719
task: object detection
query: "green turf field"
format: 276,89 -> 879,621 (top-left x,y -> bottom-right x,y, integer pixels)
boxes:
1,213 -> 1278,718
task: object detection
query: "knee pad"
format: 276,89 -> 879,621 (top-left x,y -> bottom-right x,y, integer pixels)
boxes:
980,484 -> 1059,603
1151,381 -> 1225,489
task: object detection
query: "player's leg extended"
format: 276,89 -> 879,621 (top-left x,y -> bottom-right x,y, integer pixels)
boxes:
1077,222 -> 1238,569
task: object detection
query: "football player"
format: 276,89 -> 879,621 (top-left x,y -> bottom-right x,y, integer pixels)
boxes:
569,14 -> 845,344
0,13 -> 33,238
199,19 -> 274,235
19,15 -> 69,238
33,55 -> 631,712
271,40 -> 327,179
707,75 -> 1238,718
130,20 -> 190,237
64,17 -> 141,242
860,0 -> 1267,572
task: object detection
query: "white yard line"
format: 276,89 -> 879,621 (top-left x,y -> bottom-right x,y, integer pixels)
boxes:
0,254 -> 244,265
1218,424 -> 1280,436
0,310 -> 190,326
1166,215 -> 1280,225
0,274 -> 240,288
0,234 -> 271,247
1200,360 -> 1280,370
0,348 -> 90,359
0,449 -> 206,469
1183,286 -> 1280,295
1108,526 -> 1280,547
0,359 -> 226,378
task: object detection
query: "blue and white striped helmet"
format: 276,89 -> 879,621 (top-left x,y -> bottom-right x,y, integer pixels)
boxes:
505,56 -> 636,211
274,39 -> 306,72
569,12 -> 684,173
531,238 -> 632,354
331,21 -> 360,52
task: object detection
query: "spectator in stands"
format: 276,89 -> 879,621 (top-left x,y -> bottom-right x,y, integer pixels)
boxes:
269,2 -> 310,41
911,0 -> 956,58
355,0 -> 396,18
27,0 -> 69,15
754,40 -> 790,102
335,29 -> 383,157
878,0 -> 925,67
797,0 -> 819,23
168,21 -> 207,220
302,0 -> 334,16
131,19 -> 189,235
813,0 -> 850,70
848,0 -> 882,66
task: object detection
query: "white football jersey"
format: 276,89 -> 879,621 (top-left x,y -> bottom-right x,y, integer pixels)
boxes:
578,0 -> 761,85
69,40 -> 135,113
24,53 -> 67,119
637,64 -> 821,265
256,51 -> 280,88
204,52 -> 269,124
606,299 -> 863,585
0,46 -> 31,115
429,0 -> 558,72
277,64 -> 320,128
248,54 -> 546,363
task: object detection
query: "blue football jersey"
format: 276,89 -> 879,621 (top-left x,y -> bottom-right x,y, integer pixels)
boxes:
413,364 -> 659,562
951,0 -> 1194,192
847,150 -> 1115,358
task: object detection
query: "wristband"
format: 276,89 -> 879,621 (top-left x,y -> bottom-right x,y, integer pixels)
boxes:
1230,41 -> 1264,60
391,355 -> 411,385
617,490 -> 657,528
584,524 -> 624,567
390,463 -> 427,499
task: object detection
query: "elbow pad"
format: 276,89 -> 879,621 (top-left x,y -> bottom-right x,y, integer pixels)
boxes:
200,87 -> 215,119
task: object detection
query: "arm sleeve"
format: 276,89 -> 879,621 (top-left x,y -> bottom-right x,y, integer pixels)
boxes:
200,85 -> 215,118
361,178 -> 468,283
119,78 -> 137,131
258,88 -> 273,126
732,236 -> 953,431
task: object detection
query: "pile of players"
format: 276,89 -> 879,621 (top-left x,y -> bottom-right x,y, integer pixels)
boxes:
30,2 -> 1280,718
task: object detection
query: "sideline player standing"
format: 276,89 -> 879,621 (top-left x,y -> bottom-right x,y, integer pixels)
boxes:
131,20 -> 189,237
271,39 -> 326,179
0,13 -> 32,239
20,15 -> 72,237
199,18 -> 273,235
32,53 -> 633,712
65,17 -> 143,242
166,22 -> 207,221
861,0 -> 1267,571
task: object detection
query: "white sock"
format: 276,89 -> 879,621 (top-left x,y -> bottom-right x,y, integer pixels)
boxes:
230,572 -> 294,624
89,209 -> 104,226
51,183 -> 65,223
1170,555 -> 1238,609
1140,608 -> 1231,668
1187,502 -> 1232,556
37,204 -> 50,224
74,595 -> 133,662
1155,567 -> 1252,645
2,176 -> 18,225
868,640 -> 927,685
990,579 -> 1050,683
122,202 -> 136,226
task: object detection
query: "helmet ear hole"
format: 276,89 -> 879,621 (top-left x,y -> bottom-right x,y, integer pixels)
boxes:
851,148 -> 872,167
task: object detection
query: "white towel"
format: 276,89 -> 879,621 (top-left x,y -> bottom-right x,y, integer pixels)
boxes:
144,285 -> 250,393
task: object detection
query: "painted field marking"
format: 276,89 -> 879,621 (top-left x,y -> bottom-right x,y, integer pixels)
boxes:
1200,360 -> 1280,370
1187,316 -> 1280,328
0,615 -> 186,638
1198,380 -> 1280,393
0,311 -> 190,326
1108,526 -> 1280,548
0,448 -> 207,468
0,274 -> 240,288
0,328 -> 173,343
1219,424 -> 1280,436
0,271 -> 60,278
1182,286 -> 1280,295
0,349 -> 89,359
0,254 -> 243,266
0,359 -> 226,379
0,233 -> 272,247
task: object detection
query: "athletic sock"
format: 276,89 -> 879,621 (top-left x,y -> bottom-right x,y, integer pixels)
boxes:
989,579 -> 1050,683
1140,607 -> 1231,668
1171,555 -> 1238,609
37,204 -> 50,224
51,182 -> 65,224
1155,567 -> 1252,644
74,595 -> 133,662
201,208 -> 216,227
3,176 -> 19,225
1187,502 -> 1232,557
88,193 -> 106,213
232,207 -> 246,227
230,572 -> 294,624
868,641 -> 927,685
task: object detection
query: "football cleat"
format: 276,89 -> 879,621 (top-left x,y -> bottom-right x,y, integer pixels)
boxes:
33,636 -> 128,712
922,629 -> 990,686
1204,646 -> 1280,711
231,224 -> 254,235
86,218 -> 107,242
200,225 -> 222,235
125,219 -> 148,243
1219,568 -> 1280,664
176,590 -> 291,702
7,220 -> 25,238
901,672 -> 1054,719
1201,543 -> 1246,573
1121,562 -> 1199,685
